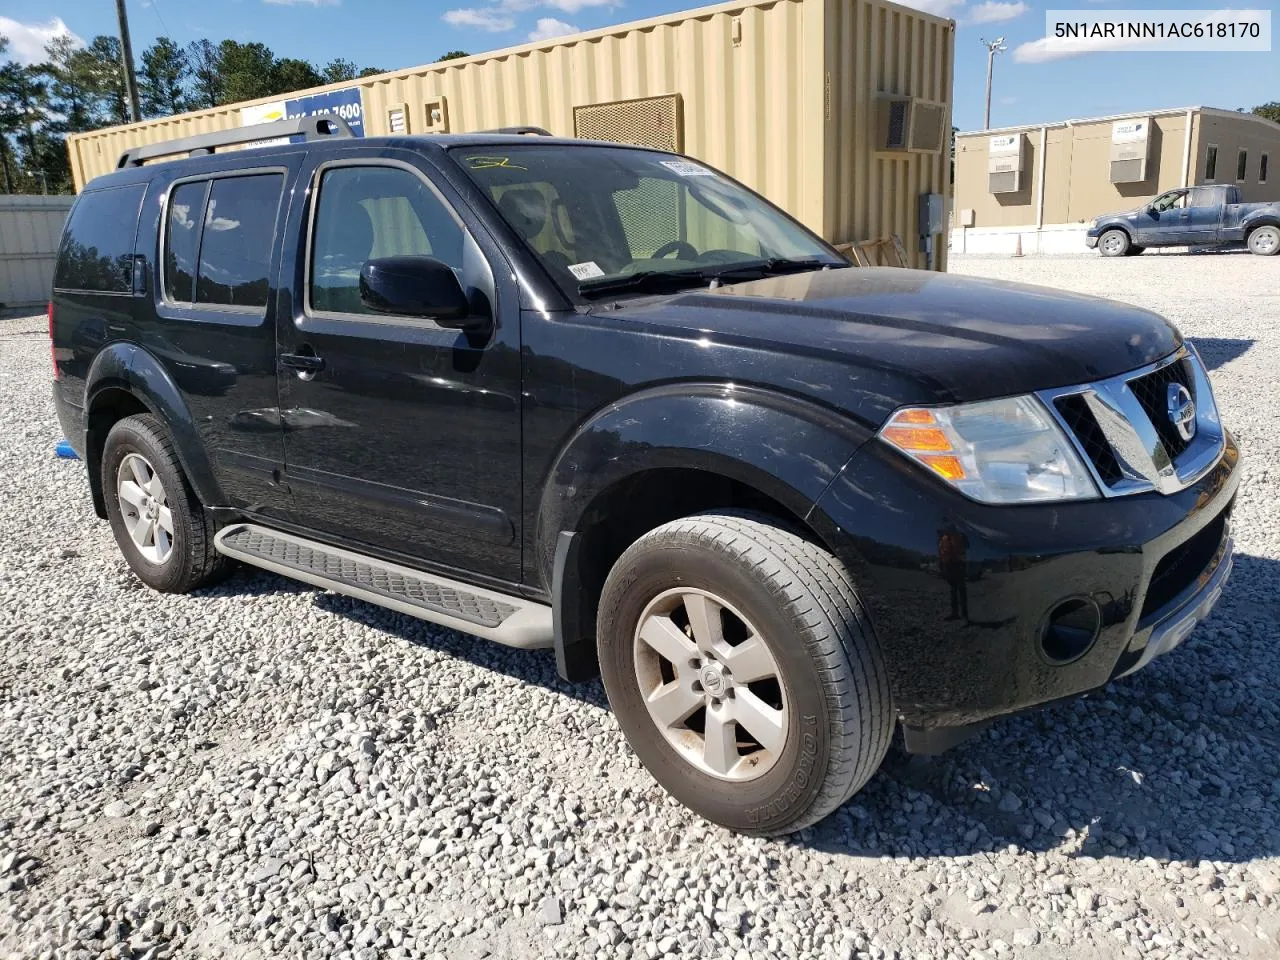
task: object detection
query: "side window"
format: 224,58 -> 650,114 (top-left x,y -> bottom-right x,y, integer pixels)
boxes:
54,183 -> 146,293
195,174 -> 284,309
310,165 -> 466,316
163,181 -> 207,303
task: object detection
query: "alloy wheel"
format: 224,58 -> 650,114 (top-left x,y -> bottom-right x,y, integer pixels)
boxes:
117,453 -> 175,565
632,588 -> 789,781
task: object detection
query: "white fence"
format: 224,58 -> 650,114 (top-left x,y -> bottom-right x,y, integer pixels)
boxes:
0,195 -> 74,312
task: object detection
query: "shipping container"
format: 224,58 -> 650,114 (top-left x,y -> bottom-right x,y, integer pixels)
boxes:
67,0 -> 954,269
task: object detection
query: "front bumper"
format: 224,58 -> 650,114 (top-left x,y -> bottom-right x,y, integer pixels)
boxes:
810,431 -> 1240,730
1085,234 -> 1099,249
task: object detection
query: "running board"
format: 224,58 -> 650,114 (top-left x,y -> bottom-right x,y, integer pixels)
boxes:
213,523 -> 553,650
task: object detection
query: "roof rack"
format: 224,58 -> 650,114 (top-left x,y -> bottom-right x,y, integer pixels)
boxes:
117,115 -> 354,169
480,126 -> 554,136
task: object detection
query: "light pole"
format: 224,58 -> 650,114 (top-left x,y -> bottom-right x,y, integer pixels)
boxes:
115,0 -> 142,123
981,36 -> 1007,130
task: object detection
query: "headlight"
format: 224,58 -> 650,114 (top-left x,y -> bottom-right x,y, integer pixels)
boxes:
878,397 -> 1098,504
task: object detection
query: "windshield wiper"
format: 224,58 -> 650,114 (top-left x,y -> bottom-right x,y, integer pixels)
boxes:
577,268 -> 710,299
705,257 -> 836,282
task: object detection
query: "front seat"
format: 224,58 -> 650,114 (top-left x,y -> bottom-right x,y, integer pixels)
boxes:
498,189 -> 577,281
313,197 -> 375,313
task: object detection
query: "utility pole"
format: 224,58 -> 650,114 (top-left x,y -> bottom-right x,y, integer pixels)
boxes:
981,36 -> 1007,130
115,0 -> 142,123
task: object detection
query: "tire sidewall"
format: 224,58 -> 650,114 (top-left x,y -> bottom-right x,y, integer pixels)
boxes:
599,540 -> 833,835
1099,229 -> 1129,257
1249,225 -> 1279,256
102,419 -> 194,592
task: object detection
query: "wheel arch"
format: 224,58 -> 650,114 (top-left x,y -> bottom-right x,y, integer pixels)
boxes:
540,384 -> 873,681
84,342 -> 225,517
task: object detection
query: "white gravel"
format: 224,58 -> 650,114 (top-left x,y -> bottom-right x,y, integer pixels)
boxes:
2,251 -> 1279,960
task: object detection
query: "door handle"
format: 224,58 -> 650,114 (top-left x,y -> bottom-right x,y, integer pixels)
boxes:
280,350 -> 325,379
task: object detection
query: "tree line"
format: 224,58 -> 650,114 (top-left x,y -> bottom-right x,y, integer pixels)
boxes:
0,34 -> 396,194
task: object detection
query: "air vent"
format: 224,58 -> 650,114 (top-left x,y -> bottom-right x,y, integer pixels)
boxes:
987,133 -> 1025,194
988,170 -> 1020,194
1110,158 -> 1147,183
1109,117 -> 1151,183
877,95 -> 947,154
573,94 -> 683,152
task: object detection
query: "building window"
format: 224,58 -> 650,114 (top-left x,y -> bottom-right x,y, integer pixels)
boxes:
1204,145 -> 1218,181
1261,153 -> 1269,185
1236,149 -> 1248,182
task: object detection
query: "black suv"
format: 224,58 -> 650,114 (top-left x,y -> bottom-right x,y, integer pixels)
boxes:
51,117 -> 1238,836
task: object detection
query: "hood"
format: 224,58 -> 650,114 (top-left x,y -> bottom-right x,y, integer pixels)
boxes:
613,267 -> 1180,420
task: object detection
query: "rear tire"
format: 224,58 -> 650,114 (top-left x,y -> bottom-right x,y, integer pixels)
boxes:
597,512 -> 893,836
1098,229 -> 1130,257
1247,224 -> 1280,256
102,414 -> 230,593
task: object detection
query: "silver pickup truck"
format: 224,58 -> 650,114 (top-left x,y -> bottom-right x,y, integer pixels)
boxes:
1086,184 -> 1280,256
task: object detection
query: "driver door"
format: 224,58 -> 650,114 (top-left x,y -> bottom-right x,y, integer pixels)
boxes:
275,150 -> 524,582
1136,190 -> 1192,245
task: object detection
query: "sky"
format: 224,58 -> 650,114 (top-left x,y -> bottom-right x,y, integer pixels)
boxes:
0,0 -> 1276,132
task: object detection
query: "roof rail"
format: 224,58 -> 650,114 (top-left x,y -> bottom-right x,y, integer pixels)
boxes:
116,115 -> 354,169
481,126 -> 554,137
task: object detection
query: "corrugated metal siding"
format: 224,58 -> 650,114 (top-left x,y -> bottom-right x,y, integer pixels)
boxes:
823,0 -> 954,269
356,0 -> 823,230
66,0 -> 953,270
0,195 -> 74,310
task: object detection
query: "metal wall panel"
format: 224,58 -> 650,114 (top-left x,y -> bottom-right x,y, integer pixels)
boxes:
0,195 -> 75,310
67,0 -> 954,271
823,0 -> 954,269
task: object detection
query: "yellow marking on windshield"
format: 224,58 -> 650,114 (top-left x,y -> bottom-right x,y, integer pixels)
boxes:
468,156 -> 527,171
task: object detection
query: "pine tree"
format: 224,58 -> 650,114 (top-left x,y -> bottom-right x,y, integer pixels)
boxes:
186,40 -> 223,110
139,37 -> 189,118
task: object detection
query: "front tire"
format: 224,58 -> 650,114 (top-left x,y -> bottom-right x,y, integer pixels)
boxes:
597,513 -> 893,836
1247,224 -> 1280,256
1098,229 -> 1130,257
102,414 -> 230,593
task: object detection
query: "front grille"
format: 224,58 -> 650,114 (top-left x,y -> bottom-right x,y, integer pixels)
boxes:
1054,394 -> 1123,485
1128,357 -> 1195,459
1140,507 -> 1229,620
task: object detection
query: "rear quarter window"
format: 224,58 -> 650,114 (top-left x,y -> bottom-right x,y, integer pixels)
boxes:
54,183 -> 147,293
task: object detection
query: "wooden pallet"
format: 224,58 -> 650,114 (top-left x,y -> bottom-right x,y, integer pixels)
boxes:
835,234 -> 910,268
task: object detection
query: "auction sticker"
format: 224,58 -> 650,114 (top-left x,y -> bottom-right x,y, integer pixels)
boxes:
568,261 -> 606,280
660,160 -> 715,177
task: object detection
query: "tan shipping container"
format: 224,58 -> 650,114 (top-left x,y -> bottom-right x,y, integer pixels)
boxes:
67,0 -> 954,269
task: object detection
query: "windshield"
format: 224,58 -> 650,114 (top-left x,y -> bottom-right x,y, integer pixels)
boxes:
451,144 -> 845,299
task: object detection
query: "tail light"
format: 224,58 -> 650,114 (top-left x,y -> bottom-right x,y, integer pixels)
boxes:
48,301 -> 60,380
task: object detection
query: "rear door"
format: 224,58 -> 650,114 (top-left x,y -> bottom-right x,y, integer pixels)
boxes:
273,147 -> 524,583
137,158 -> 305,515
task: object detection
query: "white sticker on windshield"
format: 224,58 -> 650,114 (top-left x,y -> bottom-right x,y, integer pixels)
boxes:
660,159 -> 715,177
567,261 -> 606,280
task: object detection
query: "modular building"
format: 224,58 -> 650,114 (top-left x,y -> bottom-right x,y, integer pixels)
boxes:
67,0 -> 955,270
952,106 -> 1280,255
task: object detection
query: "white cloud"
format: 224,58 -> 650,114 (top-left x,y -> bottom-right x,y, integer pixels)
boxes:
0,16 -> 81,64
892,0 -> 964,17
443,8 -> 516,31
528,17 -> 578,41
543,0 -> 617,13
966,1 -> 1028,25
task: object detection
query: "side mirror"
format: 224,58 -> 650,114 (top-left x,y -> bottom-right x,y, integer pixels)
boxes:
359,256 -> 481,329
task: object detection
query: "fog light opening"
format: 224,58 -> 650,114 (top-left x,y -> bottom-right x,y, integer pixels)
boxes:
1040,596 -> 1102,665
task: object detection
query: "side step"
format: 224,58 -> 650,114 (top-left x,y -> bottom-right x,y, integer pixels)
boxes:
213,523 -> 553,650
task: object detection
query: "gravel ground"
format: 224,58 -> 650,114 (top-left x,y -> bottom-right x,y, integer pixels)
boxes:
2,252 -> 1278,960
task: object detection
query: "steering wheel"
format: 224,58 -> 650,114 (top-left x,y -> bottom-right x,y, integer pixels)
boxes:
652,240 -> 698,260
